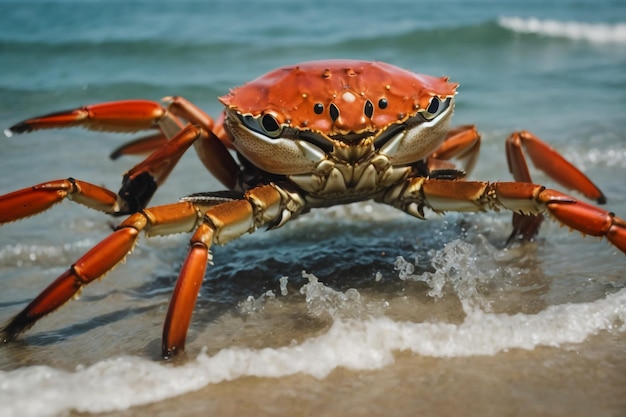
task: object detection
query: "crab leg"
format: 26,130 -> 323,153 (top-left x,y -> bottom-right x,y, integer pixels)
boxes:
0,202 -> 201,343
505,130 -> 606,241
1,183 -> 294,357
383,178 -> 626,255
6,98 -> 240,192
1,227 -> 141,340
163,96 -> 239,189
0,124 -> 207,223
161,184 -> 289,357
6,100 -> 184,138
109,133 -> 170,160
506,131 -> 606,203
0,178 -> 119,224
430,124 -> 481,175
105,97 -> 239,189
3,100 -> 186,217
161,223 -> 213,358
117,124 -> 208,212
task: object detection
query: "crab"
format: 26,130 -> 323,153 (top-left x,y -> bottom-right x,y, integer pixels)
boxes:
1,60 -> 625,358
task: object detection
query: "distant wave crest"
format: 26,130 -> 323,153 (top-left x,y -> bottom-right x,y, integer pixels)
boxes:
498,16 -> 626,44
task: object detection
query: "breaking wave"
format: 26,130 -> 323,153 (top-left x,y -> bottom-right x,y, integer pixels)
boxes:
1,240 -> 624,417
498,16 -> 626,44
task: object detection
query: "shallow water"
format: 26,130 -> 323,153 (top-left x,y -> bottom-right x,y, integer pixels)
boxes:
1,0 -> 626,416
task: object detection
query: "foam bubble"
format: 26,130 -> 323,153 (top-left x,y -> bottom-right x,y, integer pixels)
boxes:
498,16 -> 626,44
299,271 -> 364,318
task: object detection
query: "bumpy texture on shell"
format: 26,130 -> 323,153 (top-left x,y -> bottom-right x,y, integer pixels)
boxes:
219,60 -> 458,135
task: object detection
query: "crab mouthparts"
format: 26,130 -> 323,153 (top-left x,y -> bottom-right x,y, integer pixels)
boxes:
318,124 -> 406,156
330,131 -> 374,143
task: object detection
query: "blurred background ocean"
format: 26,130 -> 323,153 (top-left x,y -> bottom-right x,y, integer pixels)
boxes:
0,1 -> 625,416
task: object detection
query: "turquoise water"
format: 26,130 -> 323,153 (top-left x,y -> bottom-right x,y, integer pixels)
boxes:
0,1 -> 625,416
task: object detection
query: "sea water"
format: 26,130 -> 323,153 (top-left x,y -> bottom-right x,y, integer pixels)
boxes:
0,1 -> 625,416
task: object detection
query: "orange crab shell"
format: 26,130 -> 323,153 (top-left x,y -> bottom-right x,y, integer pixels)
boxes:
219,60 -> 458,136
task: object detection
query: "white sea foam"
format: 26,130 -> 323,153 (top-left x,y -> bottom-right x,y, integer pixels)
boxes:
1,241 -> 625,417
1,288 -> 624,417
498,16 -> 626,44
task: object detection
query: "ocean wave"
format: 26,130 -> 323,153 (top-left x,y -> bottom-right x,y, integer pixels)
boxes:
3,17 -> 625,72
7,16 -> 619,70
2,287 -> 624,417
1,240 -> 624,417
0,19 -> 523,60
498,16 -> 626,44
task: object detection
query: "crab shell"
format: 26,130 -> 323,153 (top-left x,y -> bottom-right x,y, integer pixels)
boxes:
219,60 -> 458,136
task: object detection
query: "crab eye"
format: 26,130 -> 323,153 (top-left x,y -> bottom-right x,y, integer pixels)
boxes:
329,103 -> 340,122
364,100 -> 374,118
422,97 -> 451,121
261,113 -> 282,138
378,98 -> 388,109
313,103 -> 324,114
